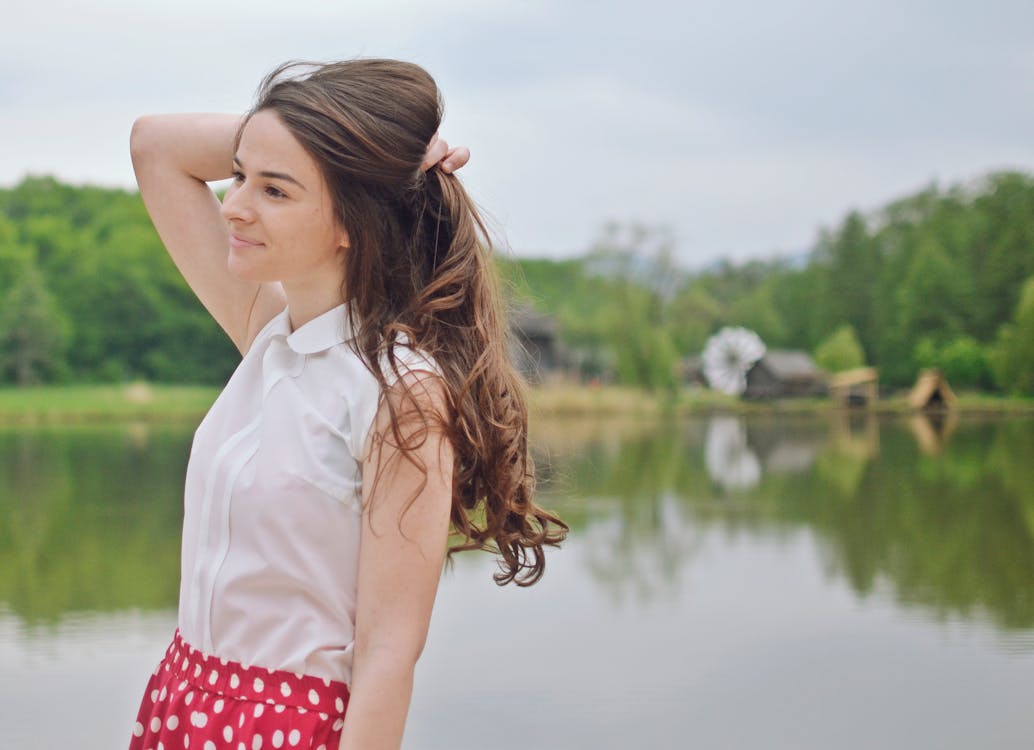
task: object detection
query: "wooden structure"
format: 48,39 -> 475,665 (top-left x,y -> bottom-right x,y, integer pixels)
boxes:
829,367 -> 879,407
743,350 -> 827,399
908,369 -> 958,411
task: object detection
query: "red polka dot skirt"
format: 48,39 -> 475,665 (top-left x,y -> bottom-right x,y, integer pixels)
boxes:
129,629 -> 350,750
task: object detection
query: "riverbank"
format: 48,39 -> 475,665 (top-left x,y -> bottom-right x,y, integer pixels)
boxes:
0,384 -> 219,424
0,382 -> 1032,424
528,383 -> 1034,417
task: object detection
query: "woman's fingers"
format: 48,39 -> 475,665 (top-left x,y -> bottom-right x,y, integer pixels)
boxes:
421,133 -> 471,174
421,133 -> 449,172
440,145 -> 470,174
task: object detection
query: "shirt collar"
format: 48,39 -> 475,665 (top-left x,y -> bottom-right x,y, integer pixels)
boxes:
271,302 -> 358,355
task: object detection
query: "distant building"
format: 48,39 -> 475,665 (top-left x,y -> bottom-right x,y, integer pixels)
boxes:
678,355 -> 707,386
743,350 -> 827,399
508,305 -> 563,384
829,367 -> 880,407
908,369 -> 958,411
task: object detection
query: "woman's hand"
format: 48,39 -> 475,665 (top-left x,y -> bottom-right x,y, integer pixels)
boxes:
421,132 -> 470,174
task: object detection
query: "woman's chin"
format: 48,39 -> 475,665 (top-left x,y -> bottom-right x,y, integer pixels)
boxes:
227,251 -> 270,282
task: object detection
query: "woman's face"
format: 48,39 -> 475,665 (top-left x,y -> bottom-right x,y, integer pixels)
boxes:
220,109 -> 348,290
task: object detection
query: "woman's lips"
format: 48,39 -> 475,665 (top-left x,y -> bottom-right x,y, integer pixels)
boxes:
230,233 -> 264,249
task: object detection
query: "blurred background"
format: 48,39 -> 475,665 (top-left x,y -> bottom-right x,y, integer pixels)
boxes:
2,1 -> 1033,748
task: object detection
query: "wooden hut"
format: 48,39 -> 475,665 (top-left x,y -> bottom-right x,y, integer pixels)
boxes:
743,351 -> 827,399
908,369 -> 958,411
829,367 -> 879,407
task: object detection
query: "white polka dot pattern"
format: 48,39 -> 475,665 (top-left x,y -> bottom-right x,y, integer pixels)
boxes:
128,630 -> 349,750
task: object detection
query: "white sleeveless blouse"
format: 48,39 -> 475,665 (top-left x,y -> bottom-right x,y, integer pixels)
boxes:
176,302 -> 439,685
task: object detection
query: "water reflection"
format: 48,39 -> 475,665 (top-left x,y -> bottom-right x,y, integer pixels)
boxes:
0,424 -> 187,623
704,417 -> 761,490
530,413 -> 1034,631
2,415 -> 1034,634
908,410 -> 959,454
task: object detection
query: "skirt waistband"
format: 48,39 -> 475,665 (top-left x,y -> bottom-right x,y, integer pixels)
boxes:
164,629 -> 350,717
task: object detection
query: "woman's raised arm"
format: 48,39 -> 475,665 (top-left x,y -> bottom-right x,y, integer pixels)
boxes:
129,113 -> 286,354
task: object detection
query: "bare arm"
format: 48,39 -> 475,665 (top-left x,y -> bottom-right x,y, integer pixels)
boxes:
129,113 -> 286,354
340,373 -> 454,750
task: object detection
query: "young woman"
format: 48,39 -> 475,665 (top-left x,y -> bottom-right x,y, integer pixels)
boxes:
127,59 -> 567,750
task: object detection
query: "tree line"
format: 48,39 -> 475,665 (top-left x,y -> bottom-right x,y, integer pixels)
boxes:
1,173 -> 1033,393
498,172 -> 1034,395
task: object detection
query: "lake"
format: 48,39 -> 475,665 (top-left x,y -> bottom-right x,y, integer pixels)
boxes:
2,412 -> 1032,749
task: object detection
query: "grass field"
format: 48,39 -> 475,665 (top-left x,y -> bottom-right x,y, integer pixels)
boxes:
0,382 -> 1031,423
0,383 -> 220,423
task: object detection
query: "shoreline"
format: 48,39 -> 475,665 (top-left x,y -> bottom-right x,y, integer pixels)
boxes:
0,383 -> 1032,424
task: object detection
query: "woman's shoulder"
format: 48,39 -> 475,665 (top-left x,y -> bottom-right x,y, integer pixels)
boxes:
340,336 -> 444,464
382,336 -> 442,382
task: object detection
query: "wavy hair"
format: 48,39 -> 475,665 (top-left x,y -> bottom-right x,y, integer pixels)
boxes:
244,59 -> 567,585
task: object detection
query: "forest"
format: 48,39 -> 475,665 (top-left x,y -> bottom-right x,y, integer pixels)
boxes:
1,172 -> 1033,394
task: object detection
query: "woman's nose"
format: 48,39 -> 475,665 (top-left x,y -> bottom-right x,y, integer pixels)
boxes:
220,183 -> 253,223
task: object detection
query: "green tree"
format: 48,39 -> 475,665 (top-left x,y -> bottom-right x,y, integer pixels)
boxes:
895,236 -> 970,344
0,263 -> 70,384
815,212 -> 881,354
0,214 -> 33,292
990,276 -> 1034,395
940,337 -> 993,390
814,324 -> 866,373
668,284 -> 722,355
969,173 -> 1034,338
583,224 -> 683,391
767,265 -> 827,350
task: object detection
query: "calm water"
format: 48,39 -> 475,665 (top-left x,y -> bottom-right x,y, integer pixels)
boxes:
1,413 -> 1033,749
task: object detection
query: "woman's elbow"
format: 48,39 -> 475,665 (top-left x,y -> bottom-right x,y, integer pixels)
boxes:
129,115 -> 161,165
356,633 -> 427,673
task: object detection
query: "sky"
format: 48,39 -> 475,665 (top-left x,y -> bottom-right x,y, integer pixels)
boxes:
3,0 -> 1034,268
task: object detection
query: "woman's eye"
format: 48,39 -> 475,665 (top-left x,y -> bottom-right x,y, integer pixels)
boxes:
231,170 -> 245,183
265,185 -> 286,199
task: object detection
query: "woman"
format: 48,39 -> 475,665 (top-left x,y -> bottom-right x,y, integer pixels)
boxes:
128,58 -> 567,750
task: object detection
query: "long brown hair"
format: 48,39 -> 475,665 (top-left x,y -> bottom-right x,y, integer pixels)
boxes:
246,59 -> 567,585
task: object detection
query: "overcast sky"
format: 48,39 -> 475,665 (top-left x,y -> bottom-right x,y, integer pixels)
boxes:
4,0 -> 1033,267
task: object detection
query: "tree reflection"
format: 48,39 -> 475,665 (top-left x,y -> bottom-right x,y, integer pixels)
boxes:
535,414 -> 1034,630
2,416 -> 1033,633
0,425 -> 187,624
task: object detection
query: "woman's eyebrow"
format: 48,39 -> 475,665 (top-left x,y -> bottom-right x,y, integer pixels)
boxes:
232,155 -> 308,191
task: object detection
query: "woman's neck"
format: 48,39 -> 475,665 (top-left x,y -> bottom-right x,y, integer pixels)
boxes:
281,278 -> 346,332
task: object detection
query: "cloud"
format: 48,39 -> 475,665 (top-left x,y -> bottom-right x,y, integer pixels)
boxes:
3,0 -> 1034,264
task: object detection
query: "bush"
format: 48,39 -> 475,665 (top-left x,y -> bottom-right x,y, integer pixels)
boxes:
914,336 -> 993,390
940,337 -> 993,390
814,324 -> 866,373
